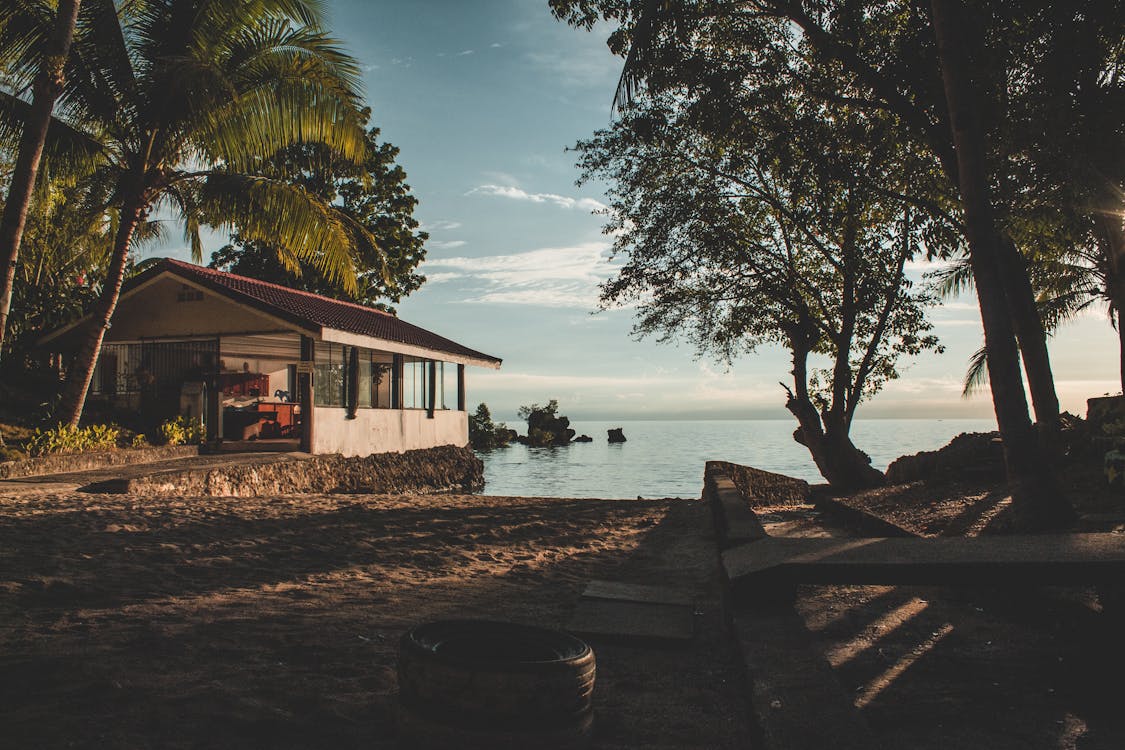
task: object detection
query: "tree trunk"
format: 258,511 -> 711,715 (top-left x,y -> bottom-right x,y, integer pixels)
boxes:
1099,213 -> 1125,393
997,233 -> 1061,448
785,343 -> 884,491
786,393 -> 884,491
57,196 -> 145,426
0,0 -> 83,357
931,0 -> 1072,529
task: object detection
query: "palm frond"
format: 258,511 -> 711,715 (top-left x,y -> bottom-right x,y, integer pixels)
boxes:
0,89 -> 106,174
962,344 -> 989,398
930,256 -> 974,298
191,82 -> 367,169
192,172 -> 359,293
0,0 -> 53,90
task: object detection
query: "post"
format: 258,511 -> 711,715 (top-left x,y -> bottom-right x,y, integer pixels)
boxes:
392,354 -> 404,409
457,364 -> 466,411
427,360 -> 437,419
299,336 -> 315,453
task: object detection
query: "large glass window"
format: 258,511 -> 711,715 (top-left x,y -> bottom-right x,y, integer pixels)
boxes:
313,343 -> 345,407
358,351 -> 394,408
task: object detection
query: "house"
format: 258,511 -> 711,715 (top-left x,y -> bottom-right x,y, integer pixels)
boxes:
40,259 -> 502,456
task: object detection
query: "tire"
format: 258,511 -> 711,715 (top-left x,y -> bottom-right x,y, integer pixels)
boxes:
397,619 -> 596,750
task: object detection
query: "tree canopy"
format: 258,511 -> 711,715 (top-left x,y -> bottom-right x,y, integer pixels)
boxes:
209,110 -> 428,311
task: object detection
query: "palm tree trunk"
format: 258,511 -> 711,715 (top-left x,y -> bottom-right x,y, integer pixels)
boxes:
931,0 -> 1072,528
1099,213 -> 1125,393
997,234 -> 1061,447
0,0 -> 82,356
58,195 -> 145,426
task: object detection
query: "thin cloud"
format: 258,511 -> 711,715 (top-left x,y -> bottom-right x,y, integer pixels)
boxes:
468,184 -> 607,212
422,242 -> 614,309
458,49 -> 475,56
421,220 -> 462,231
428,239 -> 467,251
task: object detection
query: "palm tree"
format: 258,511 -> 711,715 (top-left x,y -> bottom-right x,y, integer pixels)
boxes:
0,0 -> 373,425
0,0 -> 82,356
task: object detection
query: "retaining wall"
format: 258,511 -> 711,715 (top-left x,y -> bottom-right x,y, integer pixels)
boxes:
100,444 -> 484,497
0,445 -> 201,480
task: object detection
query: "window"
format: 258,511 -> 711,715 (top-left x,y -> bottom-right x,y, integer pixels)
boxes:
313,343 -> 345,407
358,351 -> 394,408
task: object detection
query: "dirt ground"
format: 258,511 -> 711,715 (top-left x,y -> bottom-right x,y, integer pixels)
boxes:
0,490 -> 750,750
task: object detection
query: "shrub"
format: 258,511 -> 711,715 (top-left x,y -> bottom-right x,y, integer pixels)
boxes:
468,403 -> 512,451
131,434 -> 148,448
157,416 -> 205,446
26,423 -> 122,457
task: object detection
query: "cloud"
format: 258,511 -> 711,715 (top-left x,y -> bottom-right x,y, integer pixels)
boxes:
427,239 -> 467,251
421,220 -> 462,231
468,184 -> 607,212
525,46 -> 619,89
458,49 -> 475,56
421,242 -> 614,308
490,42 -> 503,48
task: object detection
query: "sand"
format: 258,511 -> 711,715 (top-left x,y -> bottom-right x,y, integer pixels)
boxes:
0,490 -> 751,749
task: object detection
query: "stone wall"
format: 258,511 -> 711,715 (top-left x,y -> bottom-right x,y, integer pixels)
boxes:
105,444 -> 484,497
0,445 -> 201,481
704,460 -> 811,506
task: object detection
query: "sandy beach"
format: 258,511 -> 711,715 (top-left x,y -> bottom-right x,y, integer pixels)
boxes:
0,490 -> 750,749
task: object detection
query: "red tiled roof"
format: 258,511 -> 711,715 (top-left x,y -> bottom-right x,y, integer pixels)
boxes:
162,259 -> 501,366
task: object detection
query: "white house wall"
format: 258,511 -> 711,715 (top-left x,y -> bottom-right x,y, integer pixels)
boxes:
312,408 -> 468,456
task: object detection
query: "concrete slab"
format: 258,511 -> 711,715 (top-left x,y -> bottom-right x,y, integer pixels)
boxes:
730,602 -> 881,750
566,598 -> 695,644
723,533 -> 1125,597
581,579 -> 695,607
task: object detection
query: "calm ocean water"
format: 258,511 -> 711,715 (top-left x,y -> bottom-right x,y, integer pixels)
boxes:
477,418 -> 996,499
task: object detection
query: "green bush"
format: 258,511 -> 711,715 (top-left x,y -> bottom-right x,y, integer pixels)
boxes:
131,433 -> 148,448
26,423 -> 122,457
156,416 -> 205,446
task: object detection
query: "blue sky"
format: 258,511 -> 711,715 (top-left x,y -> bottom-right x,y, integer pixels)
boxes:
155,0 -> 1121,423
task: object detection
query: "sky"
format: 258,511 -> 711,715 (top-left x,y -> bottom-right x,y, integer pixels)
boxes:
154,0 -> 1120,423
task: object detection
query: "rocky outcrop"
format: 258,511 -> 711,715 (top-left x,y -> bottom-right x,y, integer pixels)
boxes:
94,445 -> 484,497
607,428 -> 626,444
573,435 -> 593,443
0,445 -> 200,481
885,431 -> 1004,485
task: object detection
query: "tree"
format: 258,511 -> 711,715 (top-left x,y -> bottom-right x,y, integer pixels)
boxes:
209,111 -> 428,311
577,92 -> 943,489
0,0 -> 82,356
0,0 -> 371,426
552,0 -> 1082,524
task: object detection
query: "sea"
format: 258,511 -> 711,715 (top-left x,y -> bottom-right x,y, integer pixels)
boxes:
477,418 -> 996,499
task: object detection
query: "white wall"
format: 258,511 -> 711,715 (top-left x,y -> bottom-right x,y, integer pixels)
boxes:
312,408 -> 468,456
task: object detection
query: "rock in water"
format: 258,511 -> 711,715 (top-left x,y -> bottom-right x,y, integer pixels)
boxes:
607,428 -> 626,444
573,435 -> 593,443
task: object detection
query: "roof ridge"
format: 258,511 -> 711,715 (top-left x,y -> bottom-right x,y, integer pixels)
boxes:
163,258 -> 396,319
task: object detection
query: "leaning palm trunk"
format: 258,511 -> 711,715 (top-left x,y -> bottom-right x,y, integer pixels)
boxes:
997,234 -> 1062,448
58,192 -> 144,425
1102,215 -> 1125,393
0,0 -> 82,356
931,0 -> 1072,528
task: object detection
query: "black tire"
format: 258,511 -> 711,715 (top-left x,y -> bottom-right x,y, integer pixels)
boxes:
397,619 -> 595,749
